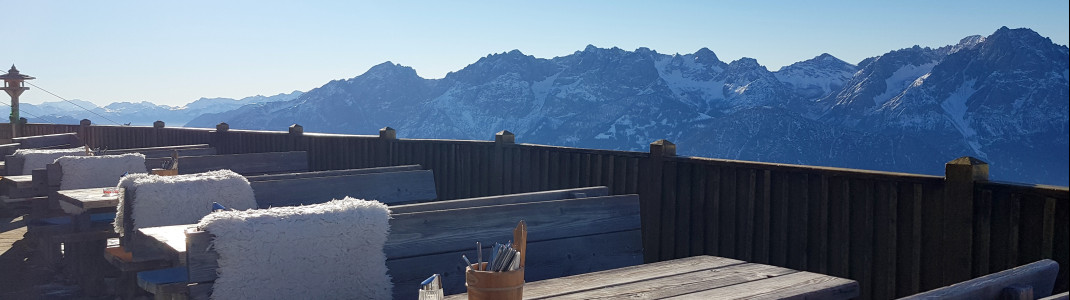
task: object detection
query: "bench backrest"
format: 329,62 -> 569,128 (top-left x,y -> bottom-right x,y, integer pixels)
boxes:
12,133 -> 81,149
184,188 -> 642,300
107,144 -> 217,158
899,259 -> 1060,300
244,165 -> 422,181
143,151 -> 308,176
8,144 -> 216,176
0,143 -> 19,157
250,170 -> 437,208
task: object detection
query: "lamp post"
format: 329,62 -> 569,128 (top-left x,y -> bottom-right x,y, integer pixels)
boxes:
0,65 -> 35,138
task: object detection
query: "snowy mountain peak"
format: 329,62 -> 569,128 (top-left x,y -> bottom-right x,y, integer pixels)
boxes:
693,47 -> 725,66
727,57 -> 765,70
361,61 -> 421,80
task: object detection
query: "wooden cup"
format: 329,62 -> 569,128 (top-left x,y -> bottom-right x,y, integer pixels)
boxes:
150,168 -> 178,176
465,263 -> 524,300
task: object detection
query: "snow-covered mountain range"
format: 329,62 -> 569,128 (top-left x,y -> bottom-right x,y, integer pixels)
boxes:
24,91 -> 304,126
163,27 -> 1070,185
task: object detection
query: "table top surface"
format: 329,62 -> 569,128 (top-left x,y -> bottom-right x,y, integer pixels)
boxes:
55,187 -> 123,209
444,255 -> 859,300
137,224 -> 195,255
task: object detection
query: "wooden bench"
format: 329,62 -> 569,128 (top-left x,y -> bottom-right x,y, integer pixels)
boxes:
143,151 -> 308,176
171,186 -> 639,299
899,259 -> 1060,300
120,167 -> 439,296
244,164 -> 422,181
12,132 -> 81,149
1,144 -> 219,209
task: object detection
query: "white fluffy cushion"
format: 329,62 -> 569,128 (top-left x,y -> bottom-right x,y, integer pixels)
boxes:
198,198 -> 392,300
114,169 -> 256,236
12,148 -> 86,175
55,153 -> 147,190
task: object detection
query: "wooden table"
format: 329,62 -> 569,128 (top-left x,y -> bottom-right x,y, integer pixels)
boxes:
136,224 -> 196,262
445,255 -> 859,299
55,187 -> 122,215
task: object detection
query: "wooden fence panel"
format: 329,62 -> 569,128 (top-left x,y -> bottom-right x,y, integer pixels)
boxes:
47,124 -> 1069,299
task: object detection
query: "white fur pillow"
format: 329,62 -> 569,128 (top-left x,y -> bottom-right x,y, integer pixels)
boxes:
114,169 -> 256,236
12,148 -> 86,175
55,153 -> 147,190
198,198 -> 393,300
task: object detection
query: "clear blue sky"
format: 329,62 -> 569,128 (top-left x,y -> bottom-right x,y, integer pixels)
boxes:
4,0 -> 1068,107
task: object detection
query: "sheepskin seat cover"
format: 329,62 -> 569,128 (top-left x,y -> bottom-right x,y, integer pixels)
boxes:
12,148 -> 86,175
55,153 -> 148,190
115,169 -> 256,236
197,198 -> 392,300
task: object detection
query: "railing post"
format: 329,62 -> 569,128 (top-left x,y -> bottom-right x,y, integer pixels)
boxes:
379,127 -> 397,168
153,120 -> 165,147
288,124 -> 305,167
79,119 -> 92,148
491,130 -> 514,196
641,139 -> 676,263
942,156 -> 988,285
213,122 -> 229,154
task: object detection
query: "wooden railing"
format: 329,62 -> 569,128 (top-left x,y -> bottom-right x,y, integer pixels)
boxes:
7,121 -> 1068,300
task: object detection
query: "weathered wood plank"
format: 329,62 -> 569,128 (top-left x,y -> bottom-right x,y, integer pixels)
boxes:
244,165 -> 421,181
12,132 -> 79,148
516,255 -> 744,299
385,195 -> 640,259
530,263 -> 796,300
666,270 -> 859,300
144,151 -> 309,176
389,186 -> 609,214
251,170 -> 437,207
900,259 -> 1060,300
395,229 -> 643,299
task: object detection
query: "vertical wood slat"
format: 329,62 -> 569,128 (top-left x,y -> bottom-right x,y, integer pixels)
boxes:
1054,197 -> 1070,293
753,170 -> 772,264
737,169 -> 756,262
788,173 -> 810,271
850,179 -> 874,300
637,153 -> 661,263
719,167 -> 737,258
873,181 -> 897,300
703,165 -> 721,257
808,175 -> 830,275
674,163 -> 692,259
896,183 -> 923,296
973,189 -> 993,278
658,161 -> 678,261
920,183 -> 944,291
769,171 -> 788,266
689,164 -> 707,256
